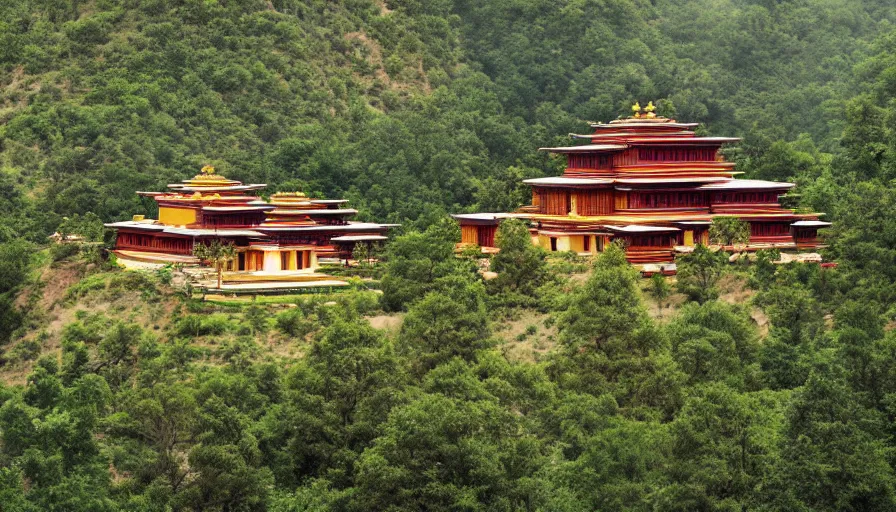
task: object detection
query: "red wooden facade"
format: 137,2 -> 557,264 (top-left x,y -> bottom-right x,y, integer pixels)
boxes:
106,173 -> 392,265
455,106 -> 831,265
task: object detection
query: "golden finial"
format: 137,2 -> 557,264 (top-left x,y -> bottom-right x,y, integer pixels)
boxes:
201,165 -> 215,175
631,101 -> 641,118
644,101 -> 656,118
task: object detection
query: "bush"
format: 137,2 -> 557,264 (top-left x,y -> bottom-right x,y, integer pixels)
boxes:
216,337 -> 259,369
50,243 -> 81,262
276,308 -> 313,337
65,273 -> 111,302
8,338 -> 41,362
243,305 -> 270,335
338,290 -> 381,317
176,313 -> 233,337
201,313 -> 232,335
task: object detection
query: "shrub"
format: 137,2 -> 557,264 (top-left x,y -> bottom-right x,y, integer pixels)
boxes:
50,243 -> 81,262
276,308 -> 312,337
175,315 -> 202,337
176,313 -> 233,337
204,313 -> 233,335
244,305 -> 270,335
8,338 -> 41,362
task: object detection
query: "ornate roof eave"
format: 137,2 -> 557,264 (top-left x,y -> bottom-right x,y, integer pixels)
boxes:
590,121 -> 700,129
538,144 -> 628,153
201,205 -> 277,213
524,177 -> 614,187
698,179 -> 795,190
167,184 -> 267,192
267,208 -> 359,216
622,137 -> 741,145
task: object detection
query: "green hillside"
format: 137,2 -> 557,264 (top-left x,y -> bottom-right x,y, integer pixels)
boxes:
4,0 -> 896,510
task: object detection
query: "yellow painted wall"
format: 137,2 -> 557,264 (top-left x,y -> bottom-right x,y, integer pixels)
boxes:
569,235 -> 585,252
537,235 -> 551,250
159,207 -> 197,226
288,251 -> 298,270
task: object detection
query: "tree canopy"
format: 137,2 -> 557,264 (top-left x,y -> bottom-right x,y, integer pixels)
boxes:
3,0 -> 896,510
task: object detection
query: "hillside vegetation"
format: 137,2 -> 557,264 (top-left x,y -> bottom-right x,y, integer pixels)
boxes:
4,0 -> 896,510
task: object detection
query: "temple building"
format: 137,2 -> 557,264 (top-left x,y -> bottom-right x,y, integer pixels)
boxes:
454,103 -> 830,267
105,166 -> 393,291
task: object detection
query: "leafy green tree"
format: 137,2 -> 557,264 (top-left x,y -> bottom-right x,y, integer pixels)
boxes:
260,318 -> 404,488
556,417 -> 668,511
400,275 -> 492,373
667,301 -> 759,387
648,273 -> 671,318
56,212 -> 105,242
750,248 -> 780,288
193,240 -> 236,290
0,240 -> 32,342
776,364 -> 896,511
95,322 -> 143,389
244,304 -> 270,336
676,244 -> 727,304
657,384 -> 785,511
353,392 -> 521,511
709,217 -> 750,247
61,338 -> 90,386
23,356 -> 63,410
381,218 -> 472,311
489,218 -> 548,298
551,243 -> 683,415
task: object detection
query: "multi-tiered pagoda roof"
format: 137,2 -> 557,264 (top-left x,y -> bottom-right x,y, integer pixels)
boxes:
106,167 -> 393,289
454,104 -> 830,267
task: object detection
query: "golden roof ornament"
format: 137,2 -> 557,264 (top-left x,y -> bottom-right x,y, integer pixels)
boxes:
193,164 -> 228,182
632,101 -> 642,118
644,101 -> 656,118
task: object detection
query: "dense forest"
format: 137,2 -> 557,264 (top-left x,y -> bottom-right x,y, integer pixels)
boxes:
3,0 -> 896,510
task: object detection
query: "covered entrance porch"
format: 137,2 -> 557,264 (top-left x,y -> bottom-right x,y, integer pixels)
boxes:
228,245 -> 319,272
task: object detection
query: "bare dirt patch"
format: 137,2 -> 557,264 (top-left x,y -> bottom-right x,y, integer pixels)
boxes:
39,262 -> 86,310
2,267 -> 181,386
374,0 -> 392,15
366,312 -> 405,336
495,309 -> 558,363
638,276 -> 687,322
718,273 -> 754,305
751,307 -> 770,338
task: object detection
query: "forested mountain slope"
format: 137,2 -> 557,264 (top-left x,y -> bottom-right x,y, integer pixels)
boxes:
5,1 -> 896,510
2,0 -> 895,237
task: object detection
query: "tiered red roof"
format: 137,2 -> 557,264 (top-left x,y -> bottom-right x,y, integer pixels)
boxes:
454,105 -> 830,266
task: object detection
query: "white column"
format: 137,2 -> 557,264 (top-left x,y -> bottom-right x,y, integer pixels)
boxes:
263,251 -> 281,272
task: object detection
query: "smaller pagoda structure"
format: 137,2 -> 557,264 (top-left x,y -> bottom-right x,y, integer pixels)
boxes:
105,166 -> 393,291
454,103 -> 830,269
